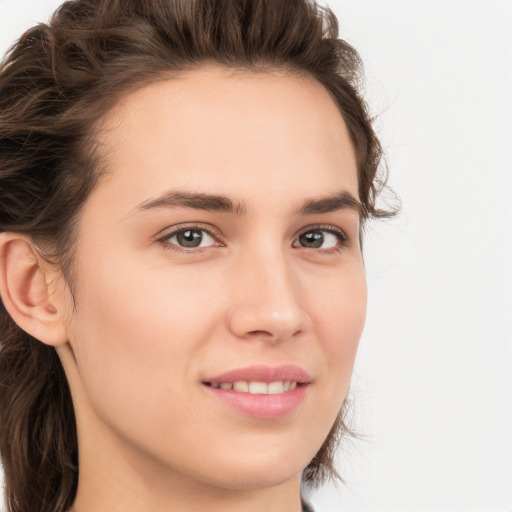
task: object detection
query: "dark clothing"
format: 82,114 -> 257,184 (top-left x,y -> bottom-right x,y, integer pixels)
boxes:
301,497 -> 314,512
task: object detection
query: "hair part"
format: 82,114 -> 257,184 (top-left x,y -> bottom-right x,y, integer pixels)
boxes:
0,1 -> 397,510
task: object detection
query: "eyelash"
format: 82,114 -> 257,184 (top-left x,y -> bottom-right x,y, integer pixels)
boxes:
157,223 -> 224,253
157,223 -> 350,253
293,224 -> 350,253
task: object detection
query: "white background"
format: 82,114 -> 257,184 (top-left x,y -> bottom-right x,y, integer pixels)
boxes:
1,1 -> 511,511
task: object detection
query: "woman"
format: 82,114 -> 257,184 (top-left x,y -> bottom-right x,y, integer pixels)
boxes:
0,1 -> 395,511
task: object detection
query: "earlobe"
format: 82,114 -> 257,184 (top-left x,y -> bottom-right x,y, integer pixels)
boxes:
0,233 -> 68,346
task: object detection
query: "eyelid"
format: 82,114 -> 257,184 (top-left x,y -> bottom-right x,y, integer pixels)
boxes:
156,222 -> 350,253
156,223 -> 225,252
293,223 -> 350,248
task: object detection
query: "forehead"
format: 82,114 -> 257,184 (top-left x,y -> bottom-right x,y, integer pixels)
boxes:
91,65 -> 358,212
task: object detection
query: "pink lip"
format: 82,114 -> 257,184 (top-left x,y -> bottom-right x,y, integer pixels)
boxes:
204,364 -> 311,384
202,365 -> 311,420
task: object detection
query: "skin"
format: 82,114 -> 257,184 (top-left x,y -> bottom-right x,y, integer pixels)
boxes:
0,66 -> 366,512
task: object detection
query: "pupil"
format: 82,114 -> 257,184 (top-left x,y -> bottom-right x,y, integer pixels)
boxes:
300,231 -> 323,248
177,229 -> 202,247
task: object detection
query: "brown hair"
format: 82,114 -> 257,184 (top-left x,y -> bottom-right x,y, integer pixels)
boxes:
0,1 -> 396,511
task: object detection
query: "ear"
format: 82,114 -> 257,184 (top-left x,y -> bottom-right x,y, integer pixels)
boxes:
0,233 -> 68,346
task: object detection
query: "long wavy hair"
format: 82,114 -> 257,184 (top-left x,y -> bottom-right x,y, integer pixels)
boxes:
0,1 -> 396,511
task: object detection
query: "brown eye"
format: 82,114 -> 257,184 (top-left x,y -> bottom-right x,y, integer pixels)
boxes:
165,228 -> 216,249
294,229 -> 345,250
298,231 -> 324,248
176,229 -> 202,247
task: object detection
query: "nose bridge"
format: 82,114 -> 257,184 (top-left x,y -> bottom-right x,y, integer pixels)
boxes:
228,240 -> 309,341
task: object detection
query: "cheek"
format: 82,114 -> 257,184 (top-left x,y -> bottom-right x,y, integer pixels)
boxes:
309,262 -> 366,387
293,264 -> 366,457
66,257 -> 219,424
72,250 -> 216,344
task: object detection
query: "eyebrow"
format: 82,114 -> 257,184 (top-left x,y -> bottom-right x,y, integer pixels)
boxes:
297,191 -> 362,216
130,189 -> 362,217
132,191 -> 247,215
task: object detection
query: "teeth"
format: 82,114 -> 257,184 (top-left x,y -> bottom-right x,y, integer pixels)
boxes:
233,381 -> 249,392
212,381 -> 298,394
267,381 -> 284,394
249,381 -> 267,394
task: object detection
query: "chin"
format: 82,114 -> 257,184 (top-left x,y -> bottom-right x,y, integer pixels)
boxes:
187,442 -> 314,491
201,464 -> 303,491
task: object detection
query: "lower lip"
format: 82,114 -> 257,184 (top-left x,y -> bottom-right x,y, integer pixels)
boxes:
203,384 -> 309,419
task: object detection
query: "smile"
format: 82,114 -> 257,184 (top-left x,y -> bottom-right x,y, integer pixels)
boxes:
206,381 -> 299,394
202,365 -> 311,419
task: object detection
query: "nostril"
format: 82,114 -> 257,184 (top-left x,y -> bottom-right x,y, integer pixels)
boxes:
247,329 -> 273,337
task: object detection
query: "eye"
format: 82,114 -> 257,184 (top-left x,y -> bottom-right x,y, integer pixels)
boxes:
293,227 -> 348,250
161,227 -> 219,250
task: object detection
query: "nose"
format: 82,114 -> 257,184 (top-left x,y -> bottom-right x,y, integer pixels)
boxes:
227,248 -> 311,343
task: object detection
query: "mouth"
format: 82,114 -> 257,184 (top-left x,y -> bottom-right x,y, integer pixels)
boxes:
203,380 -> 300,394
202,365 -> 311,419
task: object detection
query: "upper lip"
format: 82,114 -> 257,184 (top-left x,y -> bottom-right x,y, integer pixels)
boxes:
203,365 -> 312,384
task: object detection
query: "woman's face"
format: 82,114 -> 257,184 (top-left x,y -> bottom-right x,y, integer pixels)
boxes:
60,66 -> 366,492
